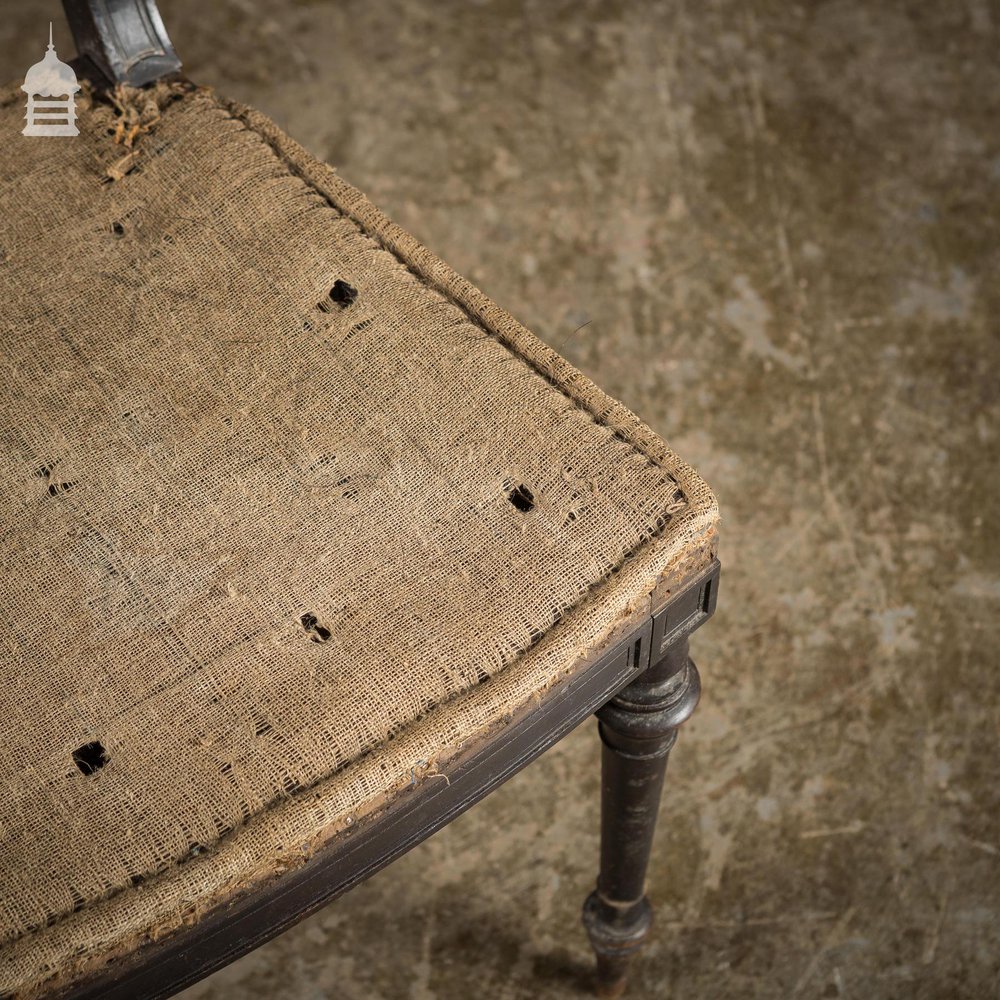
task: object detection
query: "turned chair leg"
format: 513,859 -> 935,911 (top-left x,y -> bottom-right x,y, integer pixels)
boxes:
582,637 -> 701,998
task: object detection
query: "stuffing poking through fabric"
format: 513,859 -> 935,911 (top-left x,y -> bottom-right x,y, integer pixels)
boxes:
99,80 -> 194,181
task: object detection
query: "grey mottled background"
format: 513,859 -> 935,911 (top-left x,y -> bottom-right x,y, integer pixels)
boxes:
2,1 -> 998,997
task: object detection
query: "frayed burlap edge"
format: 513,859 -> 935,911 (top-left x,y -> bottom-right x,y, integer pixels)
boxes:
0,84 -> 719,998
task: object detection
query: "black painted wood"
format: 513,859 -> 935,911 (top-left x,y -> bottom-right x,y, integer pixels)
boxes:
582,638 -> 702,998
62,0 -> 181,87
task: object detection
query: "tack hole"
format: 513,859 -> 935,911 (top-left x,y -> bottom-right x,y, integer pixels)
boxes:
300,612 -> 332,643
508,484 -> 535,513
329,280 -> 358,308
73,741 -> 108,775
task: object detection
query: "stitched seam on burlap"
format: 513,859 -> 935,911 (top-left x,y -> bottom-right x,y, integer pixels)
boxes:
213,94 -> 686,497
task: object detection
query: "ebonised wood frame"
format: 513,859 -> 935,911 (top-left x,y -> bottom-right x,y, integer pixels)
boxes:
62,0 -> 181,88
48,560 -> 718,1000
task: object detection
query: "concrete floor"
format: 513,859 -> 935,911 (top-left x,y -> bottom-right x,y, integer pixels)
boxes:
3,1 -> 999,997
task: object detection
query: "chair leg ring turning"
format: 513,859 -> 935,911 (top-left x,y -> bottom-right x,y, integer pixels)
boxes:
583,638 -> 701,998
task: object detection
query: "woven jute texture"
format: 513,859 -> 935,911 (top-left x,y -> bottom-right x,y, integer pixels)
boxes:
0,81 -> 718,997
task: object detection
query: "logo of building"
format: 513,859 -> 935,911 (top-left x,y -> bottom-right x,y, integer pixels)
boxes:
22,23 -> 80,137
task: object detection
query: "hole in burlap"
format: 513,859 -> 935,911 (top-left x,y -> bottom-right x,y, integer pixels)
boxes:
300,612 -> 332,643
328,280 -> 358,308
35,464 -> 75,497
111,221 -> 125,237
508,484 -> 535,512
72,741 -> 108,775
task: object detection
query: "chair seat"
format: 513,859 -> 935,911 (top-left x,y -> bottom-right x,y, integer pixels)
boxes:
0,80 -> 717,997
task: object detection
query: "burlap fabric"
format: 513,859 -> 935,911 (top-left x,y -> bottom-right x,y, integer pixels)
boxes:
0,80 -> 718,997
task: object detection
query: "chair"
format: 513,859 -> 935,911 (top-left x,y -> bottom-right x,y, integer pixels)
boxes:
0,3 -> 719,997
